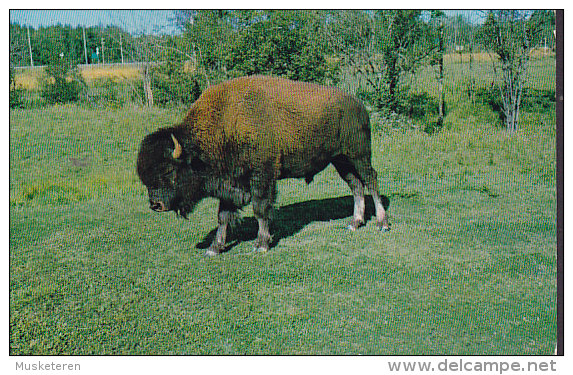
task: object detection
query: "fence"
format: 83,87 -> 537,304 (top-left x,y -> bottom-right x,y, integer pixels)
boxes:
13,62 -> 146,71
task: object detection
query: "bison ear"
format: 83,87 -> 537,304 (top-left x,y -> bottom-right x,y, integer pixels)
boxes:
171,134 -> 183,160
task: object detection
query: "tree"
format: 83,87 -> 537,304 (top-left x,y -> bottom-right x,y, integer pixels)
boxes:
528,10 -> 556,51
227,10 -> 337,84
377,10 -> 436,113
175,10 -> 338,86
176,10 -> 234,85
479,10 -> 545,132
322,10 -> 376,82
429,11 -> 447,127
9,24 -> 30,67
447,13 -> 475,52
134,34 -> 157,107
323,10 -> 443,129
151,38 -> 201,107
40,52 -> 86,105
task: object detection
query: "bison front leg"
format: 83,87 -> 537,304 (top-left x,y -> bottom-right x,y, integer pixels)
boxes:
252,200 -> 273,252
250,178 -> 276,253
206,200 -> 238,257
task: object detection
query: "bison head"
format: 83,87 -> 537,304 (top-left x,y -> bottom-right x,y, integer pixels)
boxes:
136,128 -> 206,218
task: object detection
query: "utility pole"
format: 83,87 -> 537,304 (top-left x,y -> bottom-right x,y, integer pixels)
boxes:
437,17 -> 445,126
83,27 -> 88,65
101,37 -> 105,64
120,32 -> 124,64
27,26 -> 33,67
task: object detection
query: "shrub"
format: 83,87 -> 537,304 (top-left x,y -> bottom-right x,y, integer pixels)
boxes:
10,66 -> 24,109
474,86 -> 556,128
360,87 -> 442,134
475,86 -> 506,126
151,66 -> 202,107
40,58 -> 86,105
41,78 -> 84,105
10,88 -> 25,109
88,79 -> 124,108
521,88 -> 555,112
404,92 -> 442,134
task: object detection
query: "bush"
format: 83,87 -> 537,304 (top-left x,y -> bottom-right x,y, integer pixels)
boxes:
88,79 -> 124,108
403,92 -> 442,133
521,88 -> 555,112
40,58 -> 86,105
151,65 -> 202,107
41,78 -> 84,105
10,66 -> 24,109
10,88 -> 25,109
475,87 -> 505,126
474,86 -> 556,128
359,87 -> 442,134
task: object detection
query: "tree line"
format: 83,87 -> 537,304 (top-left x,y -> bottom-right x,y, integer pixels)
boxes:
9,11 -> 555,68
10,10 -> 556,132
10,23 -> 134,66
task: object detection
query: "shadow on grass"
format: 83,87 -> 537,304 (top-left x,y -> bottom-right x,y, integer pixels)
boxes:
195,195 -> 380,252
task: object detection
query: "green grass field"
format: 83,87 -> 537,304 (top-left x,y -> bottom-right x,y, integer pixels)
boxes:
9,57 -> 557,355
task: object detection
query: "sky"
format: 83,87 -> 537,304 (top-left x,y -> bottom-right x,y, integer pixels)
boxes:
9,9 -> 487,35
9,10 -> 180,35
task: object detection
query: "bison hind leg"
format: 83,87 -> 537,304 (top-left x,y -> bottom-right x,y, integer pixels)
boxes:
332,155 -> 390,231
352,158 -> 390,231
332,156 -> 366,230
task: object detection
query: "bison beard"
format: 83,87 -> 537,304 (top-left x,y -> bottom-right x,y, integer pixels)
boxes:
173,200 -> 193,219
136,75 -> 390,256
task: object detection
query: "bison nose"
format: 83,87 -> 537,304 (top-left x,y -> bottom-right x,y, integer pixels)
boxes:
150,200 -> 167,212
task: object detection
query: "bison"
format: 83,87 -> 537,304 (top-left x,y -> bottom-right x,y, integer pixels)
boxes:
137,75 -> 389,256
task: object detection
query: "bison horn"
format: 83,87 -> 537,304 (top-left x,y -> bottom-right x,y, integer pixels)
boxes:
171,134 -> 183,159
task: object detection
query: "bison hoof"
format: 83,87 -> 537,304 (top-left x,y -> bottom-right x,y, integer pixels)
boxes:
347,219 -> 364,232
205,244 -> 223,257
253,246 -> 268,254
205,249 -> 219,257
253,235 -> 271,254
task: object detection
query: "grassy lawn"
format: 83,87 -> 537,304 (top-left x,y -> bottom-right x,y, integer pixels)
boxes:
9,59 -> 556,355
